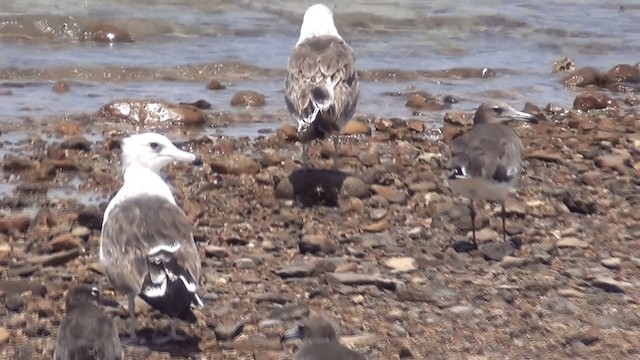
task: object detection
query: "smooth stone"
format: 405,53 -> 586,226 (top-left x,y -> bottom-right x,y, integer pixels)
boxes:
600,257 -> 621,270
384,257 -> 418,273
214,321 -> 245,341
557,237 -> 590,249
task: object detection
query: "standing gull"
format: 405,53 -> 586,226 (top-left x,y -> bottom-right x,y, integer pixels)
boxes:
447,101 -> 538,246
281,316 -> 366,360
54,285 -> 123,360
100,132 -> 203,344
285,3 -> 360,169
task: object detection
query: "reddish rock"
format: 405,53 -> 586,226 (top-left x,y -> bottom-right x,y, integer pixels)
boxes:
101,99 -> 207,126
0,215 -> 31,234
206,80 -> 226,90
341,120 -> 371,136
230,90 -> 265,107
605,64 -> 640,83
210,154 -> 260,175
573,92 -> 619,111
52,81 -> 70,93
276,124 -> 298,142
562,67 -> 605,87
82,24 -> 134,43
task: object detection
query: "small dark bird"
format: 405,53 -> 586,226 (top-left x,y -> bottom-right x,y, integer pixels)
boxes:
54,285 -> 122,360
281,316 -> 366,360
448,101 -> 538,246
285,3 -> 360,169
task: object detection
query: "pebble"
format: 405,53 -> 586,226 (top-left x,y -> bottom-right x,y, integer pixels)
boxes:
0,327 -> 8,344
100,99 -> 206,125
326,272 -> 397,290
230,90 -> 265,107
592,276 -> 627,293
298,234 -> 336,255
370,184 -> 407,204
82,24 -> 134,43
384,257 -> 418,273
361,219 -> 390,233
206,79 -> 226,90
573,92 -> 619,111
557,237 -> 590,249
210,154 -> 260,175
340,176 -> 370,199
341,120 -> 372,136
500,256 -> 528,268
600,257 -> 621,270
214,321 -> 245,341
480,242 -> 515,261
52,80 -> 70,93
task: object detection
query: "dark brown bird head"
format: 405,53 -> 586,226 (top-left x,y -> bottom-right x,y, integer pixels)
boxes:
473,101 -> 538,126
281,316 -> 339,343
64,285 -> 101,311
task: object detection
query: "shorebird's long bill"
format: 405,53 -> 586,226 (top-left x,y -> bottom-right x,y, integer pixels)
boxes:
509,110 -> 538,124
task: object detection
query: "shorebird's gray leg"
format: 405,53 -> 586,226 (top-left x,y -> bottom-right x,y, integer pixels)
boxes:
152,319 -> 186,345
501,201 -> 507,242
469,199 -> 477,248
332,135 -> 339,170
128,294 -> 138,343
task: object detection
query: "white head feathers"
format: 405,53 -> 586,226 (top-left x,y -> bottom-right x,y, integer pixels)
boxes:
296,3 -> 341,46
120,132 -> 201,174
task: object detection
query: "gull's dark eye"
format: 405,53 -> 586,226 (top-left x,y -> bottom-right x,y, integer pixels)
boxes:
493,107 -> 504,114
150,142 -> 161,151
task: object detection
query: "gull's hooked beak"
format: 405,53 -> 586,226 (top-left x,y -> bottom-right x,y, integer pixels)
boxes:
507,109 -> 539,124
166,143 -> 203,166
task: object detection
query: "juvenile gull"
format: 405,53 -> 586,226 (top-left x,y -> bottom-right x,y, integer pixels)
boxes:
447,101 -> 538,246
54,285 -> 122,360
100,132 -> 203,344
281,316 -> 366,360
285,3 -> 359,169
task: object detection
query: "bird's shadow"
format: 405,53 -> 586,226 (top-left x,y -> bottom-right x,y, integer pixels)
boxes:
288,167 -> 349,207
121,327 -> 201,357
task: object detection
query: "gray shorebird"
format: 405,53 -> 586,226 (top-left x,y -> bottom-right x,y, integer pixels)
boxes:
54,285 -> 122,360
281,316 -> 366,360
447,101 -> 538,246
100,132 -> 203,344
285,3 -> 360,169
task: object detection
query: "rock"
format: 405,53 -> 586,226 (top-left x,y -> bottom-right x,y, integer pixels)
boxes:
556,237 -> 590,249
592,276 -> 627,293
500,256 -> 528,268
210,154 -> 260,175
606,64 -> 640,83
325,272 -> 397,290
298,234 -> 336,255
233,334 -> 282,351
52,80 -> 70,93
594,153 -> 629,172
60,136 -> 92,151
5,293 -> 24,311
77,206 -> 102,230
600,257 -> 621,270
28,248 -> 80,267
361,219 -> 389,233
214,321 -> 245,340
82,24 -> 134,43
179,99 -> 211,110
341,119 -> 372,136
101,99 -> 206,125
205,246 -> 229,258
369,208 -> 387,221
443,111 -> 472,127
48,234 -> 83,251
562,189 -> 597,215
0,215 -> 31,234
274,263 -> 313,278
340,333 -> 381,348
573,92 -> 619,111
384,257 -> 417,273
570,325 -> 600,345
276,124 -> 298,142
340,176 -> 370,198
0,327 -> 8,344
562,67 -> 604,87
230,90 -> 265,107
370,185 -> 406,204
2,155 -> 35,172
553,57 -> 575,73
0,280 -> 46,297
480,241 -> 515,261
206,80 -> 226,90
407,119 -> 425,133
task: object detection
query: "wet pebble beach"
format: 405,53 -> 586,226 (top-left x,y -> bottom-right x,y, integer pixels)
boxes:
1,1 -> 640,359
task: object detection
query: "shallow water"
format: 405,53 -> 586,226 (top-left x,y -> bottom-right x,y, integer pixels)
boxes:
0,0 -> 638,129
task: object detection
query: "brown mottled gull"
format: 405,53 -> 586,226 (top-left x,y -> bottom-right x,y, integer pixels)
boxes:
285,3 -> 359,169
